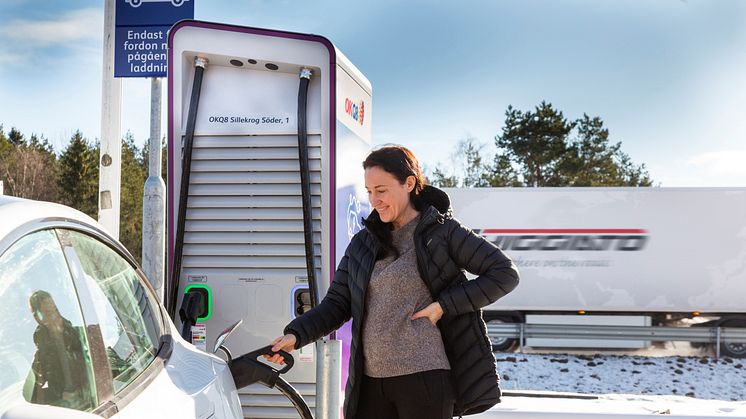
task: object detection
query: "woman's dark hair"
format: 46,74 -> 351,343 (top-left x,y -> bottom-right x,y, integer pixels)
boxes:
361,145 -> 425,259
29,290 -> 54,311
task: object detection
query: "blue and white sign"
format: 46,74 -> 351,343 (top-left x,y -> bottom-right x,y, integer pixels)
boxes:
114,0 -> 194,77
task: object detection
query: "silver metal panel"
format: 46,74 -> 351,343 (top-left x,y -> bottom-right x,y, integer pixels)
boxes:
186,208 -> 322,220
193,147 -> 323,160
187,196 -> 322,209
183,244 -> 322,257
189,184 -> 322,196
185,220 -> 322,232
192,159 -> 323,172
183,132 -> 324,390
240,383 -> 316,419
184,232 -> 322,245
194,135 -> 322,148
525,315 -> 651,349
183,256 -> 322,269
183,267 -> 310,277
189,172 -> 322,185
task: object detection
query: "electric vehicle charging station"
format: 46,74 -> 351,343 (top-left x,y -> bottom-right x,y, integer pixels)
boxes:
166,21 -> 372,418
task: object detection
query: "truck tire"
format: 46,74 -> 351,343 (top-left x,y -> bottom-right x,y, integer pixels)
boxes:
485,316 -> 518,352
719,318 -> 746,358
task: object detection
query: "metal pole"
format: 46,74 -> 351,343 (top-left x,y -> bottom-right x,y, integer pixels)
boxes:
143,77 -> 166,301
716,327 -> 721,359
316,338 -> 341,419
99,0 -> 122,238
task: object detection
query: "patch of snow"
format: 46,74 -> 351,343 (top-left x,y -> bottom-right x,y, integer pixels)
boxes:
494,352 -> 745,401
473,351 -> 746,417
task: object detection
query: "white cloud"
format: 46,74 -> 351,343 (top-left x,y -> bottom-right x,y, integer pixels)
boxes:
688,149 -> 746,178
654,150 -> 746,187
1,8 -> 103,47
0,7 -> 103,74
0,50 -> 26,66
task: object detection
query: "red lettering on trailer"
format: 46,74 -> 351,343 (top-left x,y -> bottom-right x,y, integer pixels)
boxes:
481,229 -> 647,234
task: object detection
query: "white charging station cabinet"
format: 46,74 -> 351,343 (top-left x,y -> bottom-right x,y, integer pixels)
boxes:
168,21 -> 371,418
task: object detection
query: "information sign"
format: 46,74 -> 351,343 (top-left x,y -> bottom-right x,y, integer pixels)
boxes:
114,0 -> 194,77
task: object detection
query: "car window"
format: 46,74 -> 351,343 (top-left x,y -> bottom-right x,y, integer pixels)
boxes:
0,230 -> 97,411
62,230 -> 161,394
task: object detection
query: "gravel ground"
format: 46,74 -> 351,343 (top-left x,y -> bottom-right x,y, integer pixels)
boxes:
494,352 -> 746,401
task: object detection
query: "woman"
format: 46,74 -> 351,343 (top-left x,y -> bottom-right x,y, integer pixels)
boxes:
267,145 -> 519,418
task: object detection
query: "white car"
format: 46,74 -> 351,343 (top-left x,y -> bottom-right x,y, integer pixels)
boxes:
0,196 -> 242,419
125,0 -> 188,8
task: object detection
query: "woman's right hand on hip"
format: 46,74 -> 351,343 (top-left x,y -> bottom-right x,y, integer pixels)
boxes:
264,334 -> 297,365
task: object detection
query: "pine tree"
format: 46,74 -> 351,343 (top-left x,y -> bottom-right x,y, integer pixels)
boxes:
7,127 -> 24,147
560,115 -> 622,186
0,125 -> 11,158
58,131 -> 99,217
495,102 -> 574,187
119,132 -> 147,263
486,153 -> 522,187
492,102 -> 651,187
436,102 -> 652,188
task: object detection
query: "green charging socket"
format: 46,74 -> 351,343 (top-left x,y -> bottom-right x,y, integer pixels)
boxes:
184,284 -> 212,322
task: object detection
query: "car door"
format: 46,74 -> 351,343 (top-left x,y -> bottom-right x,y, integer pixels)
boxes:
56,228 -> 167,410
58,228 -> 241,419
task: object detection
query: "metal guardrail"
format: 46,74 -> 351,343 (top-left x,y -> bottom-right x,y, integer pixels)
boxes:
487,323 -> 746,358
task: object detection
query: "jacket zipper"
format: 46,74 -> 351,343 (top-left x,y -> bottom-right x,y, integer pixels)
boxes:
413,207 -> 439,297
358,235 -> 380,327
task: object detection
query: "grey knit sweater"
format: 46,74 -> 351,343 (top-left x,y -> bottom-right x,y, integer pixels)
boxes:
362,214 -> 451,377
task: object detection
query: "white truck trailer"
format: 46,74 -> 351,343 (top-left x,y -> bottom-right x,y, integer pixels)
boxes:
444,187 -> 746,357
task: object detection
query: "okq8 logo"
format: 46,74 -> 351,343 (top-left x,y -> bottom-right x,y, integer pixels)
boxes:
344,98 -> 365,126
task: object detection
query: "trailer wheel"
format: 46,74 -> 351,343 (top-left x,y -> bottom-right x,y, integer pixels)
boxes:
485,316 -> 518,352
719,318 -> 746,358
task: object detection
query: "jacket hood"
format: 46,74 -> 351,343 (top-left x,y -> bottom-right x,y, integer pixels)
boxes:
416,185 -> 453,219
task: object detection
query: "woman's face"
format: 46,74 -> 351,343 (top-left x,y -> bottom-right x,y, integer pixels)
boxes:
364,165 -> 415,225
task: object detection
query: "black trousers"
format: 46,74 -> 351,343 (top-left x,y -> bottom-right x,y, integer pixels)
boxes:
356,369 -> 455,419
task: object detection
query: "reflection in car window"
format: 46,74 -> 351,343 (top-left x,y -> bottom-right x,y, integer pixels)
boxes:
0,230 -> 97,411
63,230 -> 161,394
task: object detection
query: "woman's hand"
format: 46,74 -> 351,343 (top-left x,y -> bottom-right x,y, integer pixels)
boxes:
263,334 -> 297,365
411,302 -> 444,326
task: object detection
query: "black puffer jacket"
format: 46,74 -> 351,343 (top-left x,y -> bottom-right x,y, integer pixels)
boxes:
284,186 -> 519,417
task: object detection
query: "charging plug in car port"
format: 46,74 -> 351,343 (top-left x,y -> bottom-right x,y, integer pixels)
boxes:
293,288 -> 312,318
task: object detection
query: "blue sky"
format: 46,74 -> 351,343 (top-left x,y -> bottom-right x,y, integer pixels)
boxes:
1,0 -> 744,186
